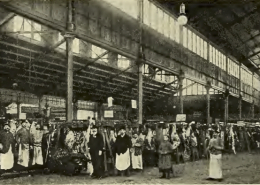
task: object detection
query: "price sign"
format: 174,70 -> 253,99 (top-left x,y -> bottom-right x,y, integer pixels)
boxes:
104,110 -> 113,118
176,114 -> 186,122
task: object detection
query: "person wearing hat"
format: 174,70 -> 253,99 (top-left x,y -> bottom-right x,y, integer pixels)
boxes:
130,131 -> 144,172
88,125 -> 104,179
206,130 -> 223,181
0,122 -> 15,173
158,134 -> 173,179
16,120 -> 32,168
114,125 -> 132,176
31,122 -> 44,167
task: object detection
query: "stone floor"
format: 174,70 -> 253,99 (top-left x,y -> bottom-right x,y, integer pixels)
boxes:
2,152 -> 260,184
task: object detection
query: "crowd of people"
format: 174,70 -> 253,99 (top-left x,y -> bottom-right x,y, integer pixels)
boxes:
0,118 -> 260,181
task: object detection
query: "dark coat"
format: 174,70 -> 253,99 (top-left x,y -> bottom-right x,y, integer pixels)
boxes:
89,133 -> 104,155
0,130 -> 15,154
114,134 -> 132,155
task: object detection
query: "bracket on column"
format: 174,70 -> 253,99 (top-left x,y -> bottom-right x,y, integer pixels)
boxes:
223,89 -> 230,98
205,81 -> 212,90
178,70 -> 185,81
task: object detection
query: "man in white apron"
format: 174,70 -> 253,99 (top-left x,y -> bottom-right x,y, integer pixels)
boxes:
114,125 -> 132,176
31,122 -> 44,166
0,123 -> 15,174
16,120 -> 31,168
207,130 -> 223,182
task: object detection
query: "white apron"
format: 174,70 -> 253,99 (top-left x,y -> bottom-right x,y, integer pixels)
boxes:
32,144 -> 43,165
18,144 -> 30,167
209,154 -> 222,179
131,152 -> 143,169
115,149 -> 130,171
0,145 -> 14,170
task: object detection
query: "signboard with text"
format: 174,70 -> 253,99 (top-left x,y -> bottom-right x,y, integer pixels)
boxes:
104,110 -> 114,118
176,114 -> 186,122
21,107 -> 41,114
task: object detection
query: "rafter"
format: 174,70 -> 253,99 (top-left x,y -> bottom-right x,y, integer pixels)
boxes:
74,51 -> 110,73
0,12 -> 15,27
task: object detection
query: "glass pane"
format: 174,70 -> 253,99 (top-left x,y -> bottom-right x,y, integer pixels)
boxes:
163,13 -> 169,37
175,21 -> 180,43
187,80 -> 192,95
14,16 -> 23,32
220,53 -> 223,69
204,41 -> 207,59
216,50 -> 219,67
34,33 -> 41,41
92,45 -> 108,62
213,48 -> 215,65
58,33 -> 66,50
123,0 -> 138,19
151,4 -> 157,30
143,0 -> 150,26
183,27 -> 187,48
188,29 -> 192,51
198,84 -> 203,95
157,9 -> 164,33
192,83 -> 198,95
162,70 -> 165,82
200,38 -> 204,57
73,38 -> 80,54
192,33 -> 196,53
118,55 -> 130,69
24,19 -> 31,32
33,22 -> 41,41
209,45 -> 212,63
196,36 -> 200,55
169,18 -> 175,40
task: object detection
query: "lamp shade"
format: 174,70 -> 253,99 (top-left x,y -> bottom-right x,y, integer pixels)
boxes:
178,14 -> 188,26
178,3 -> 188,26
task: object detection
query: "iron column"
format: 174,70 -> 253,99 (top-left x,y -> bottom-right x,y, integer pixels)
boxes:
206,81 -> 211,125
65,0 -> 75,122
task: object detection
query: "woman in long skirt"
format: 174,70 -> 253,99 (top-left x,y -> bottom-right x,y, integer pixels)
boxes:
207,130 -> 223,182
158,135 -> 173,179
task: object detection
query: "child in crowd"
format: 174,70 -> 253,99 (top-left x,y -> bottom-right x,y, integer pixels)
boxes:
158,134 -> 173,179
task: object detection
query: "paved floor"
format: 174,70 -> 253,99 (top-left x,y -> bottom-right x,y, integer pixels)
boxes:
2,153 -> 260,184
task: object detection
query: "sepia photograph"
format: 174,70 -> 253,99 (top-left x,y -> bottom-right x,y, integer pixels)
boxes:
0,0 -> 260,184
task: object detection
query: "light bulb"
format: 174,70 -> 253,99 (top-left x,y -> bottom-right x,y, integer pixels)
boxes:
178,14 -> 188,26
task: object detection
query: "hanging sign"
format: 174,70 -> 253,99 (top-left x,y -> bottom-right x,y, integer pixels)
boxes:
104,110 -> 113,118
108,97 -> 113,107
176,114 -> 186,122
131,100 -> 137,109
21,107 -> 40,114
237,121 -> 245,127
193,111 -> 202,118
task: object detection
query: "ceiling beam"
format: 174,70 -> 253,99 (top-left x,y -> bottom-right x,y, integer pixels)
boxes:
247,51 -> 260,59
0,12 -> 15,28
74,50 -> 110,74
0,37 -> 169,90
0,62 -> 170,101
1,47 -> 173,92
